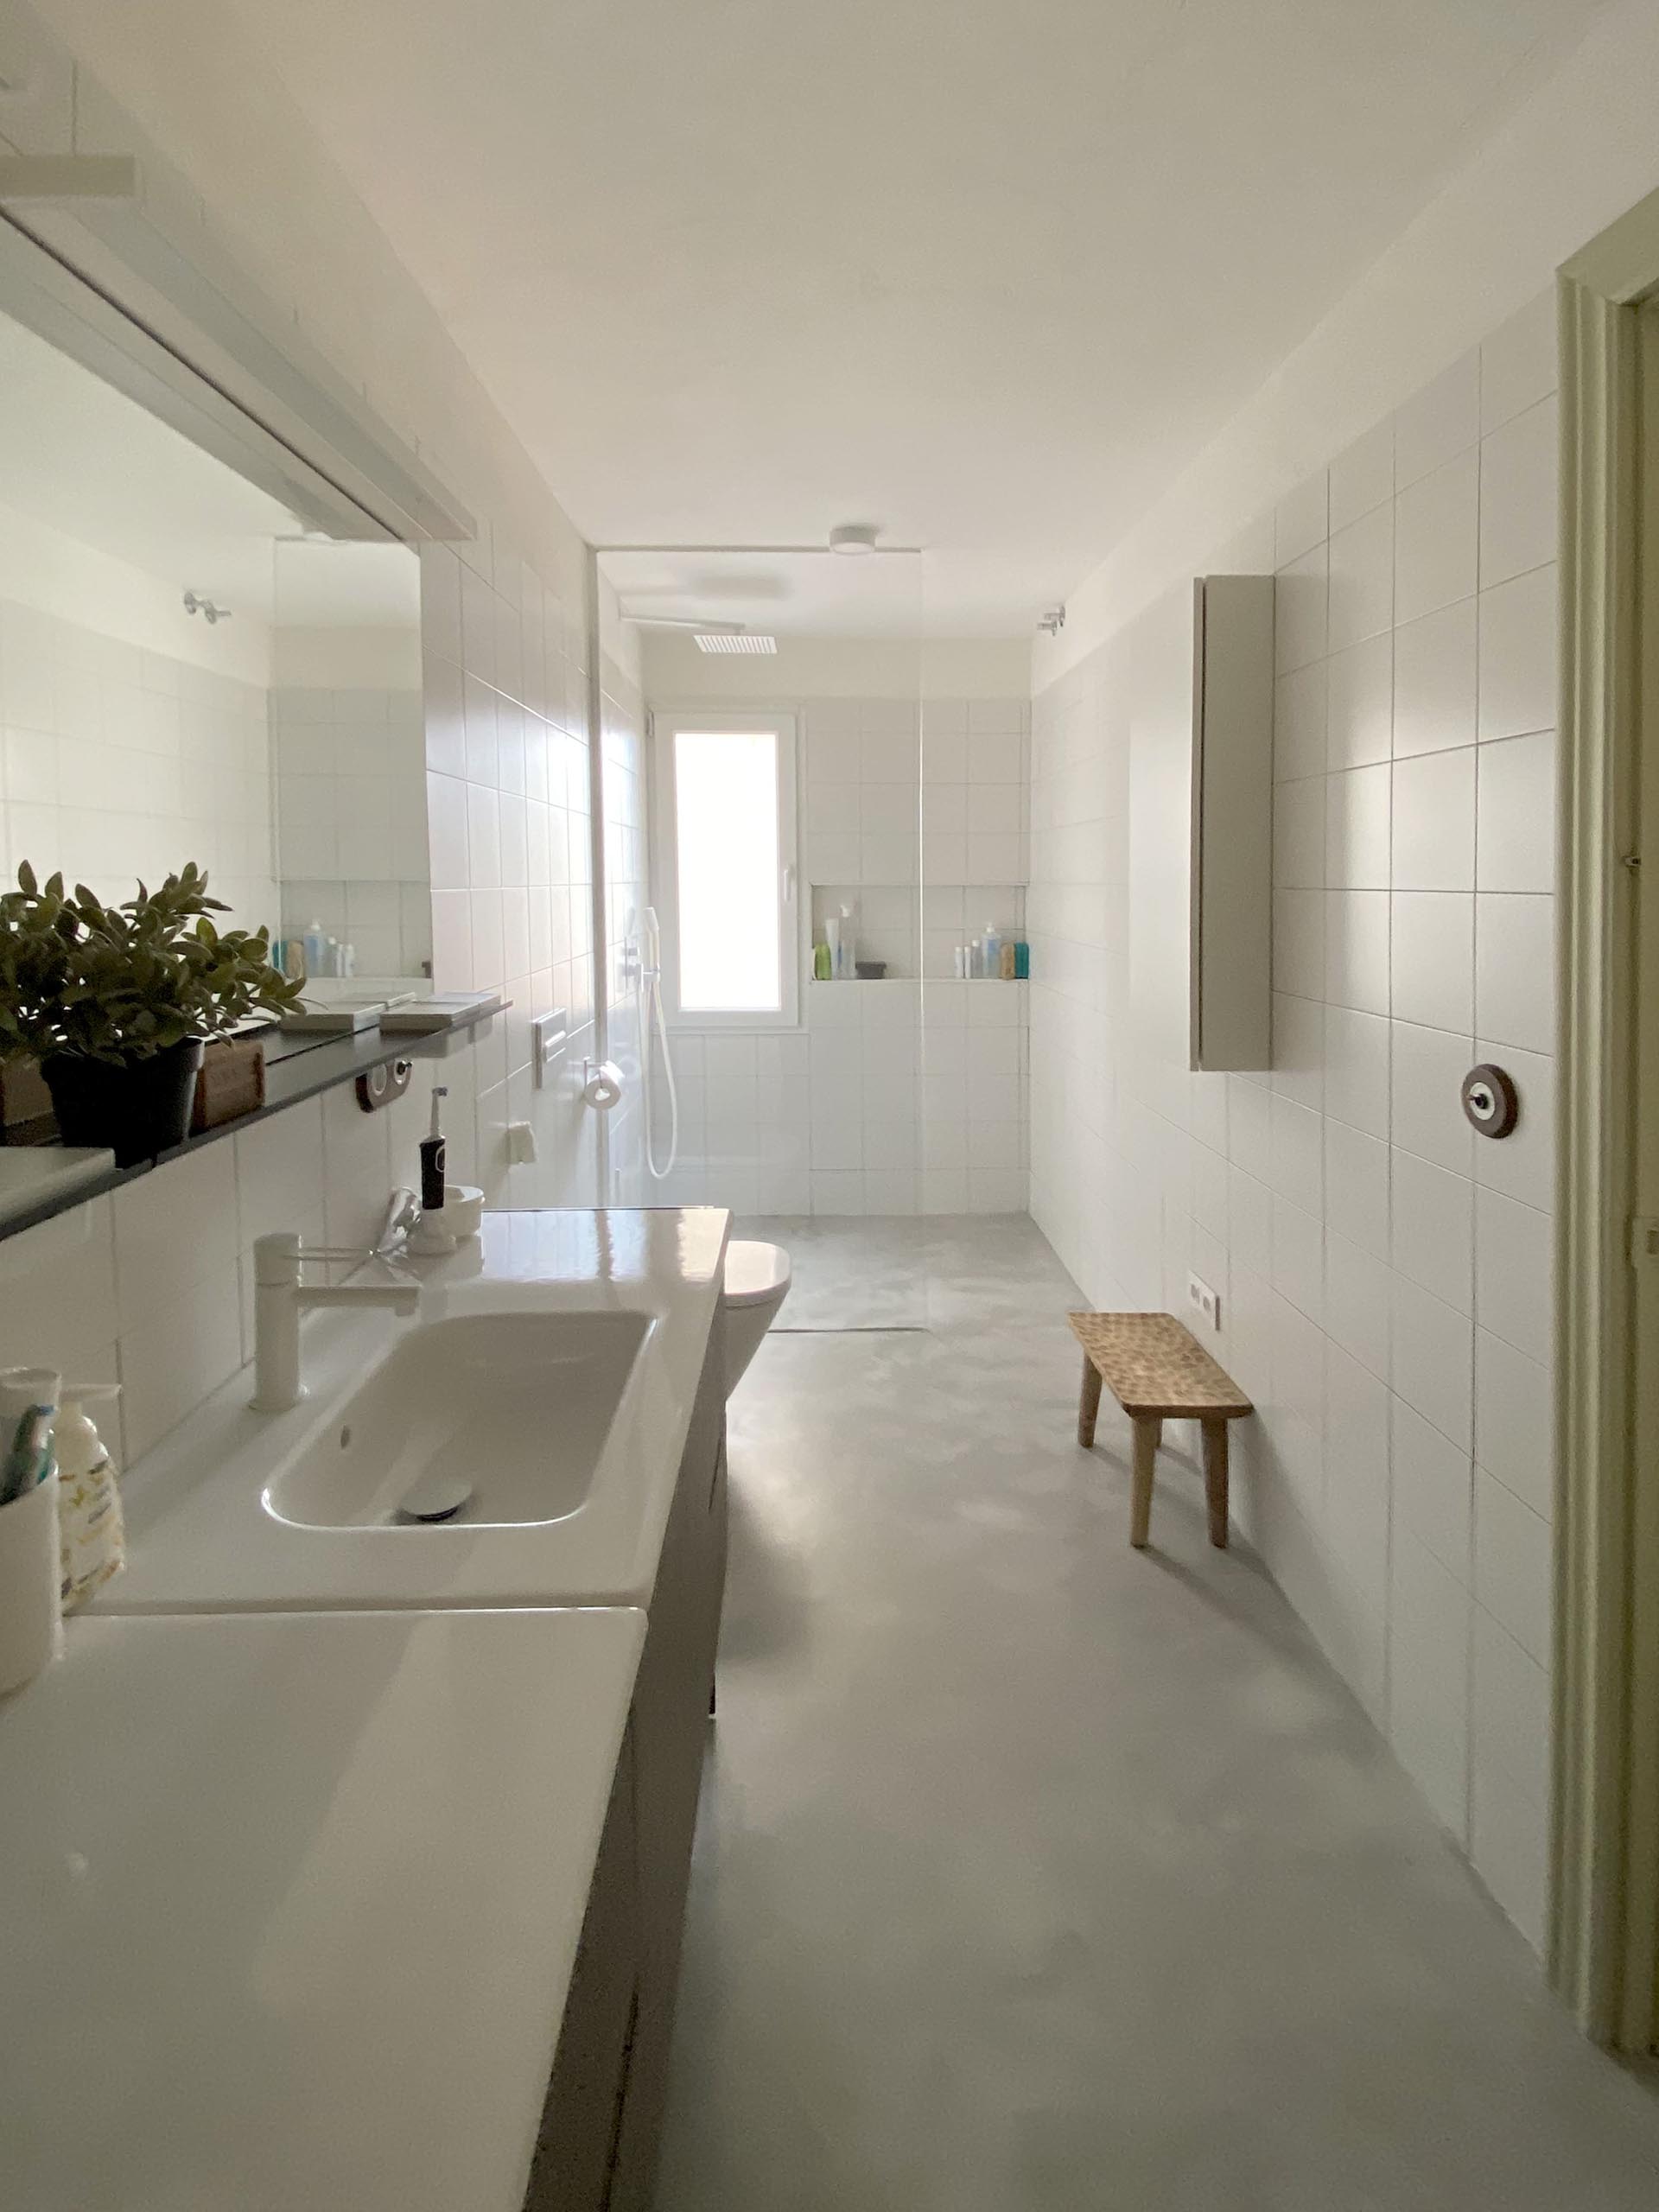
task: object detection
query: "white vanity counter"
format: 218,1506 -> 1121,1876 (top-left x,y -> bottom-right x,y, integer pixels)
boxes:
101,1206 -> 730,1617
0,1604 -> 644,2212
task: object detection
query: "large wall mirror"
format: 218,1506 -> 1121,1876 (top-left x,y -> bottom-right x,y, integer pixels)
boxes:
0,299 -> 429,987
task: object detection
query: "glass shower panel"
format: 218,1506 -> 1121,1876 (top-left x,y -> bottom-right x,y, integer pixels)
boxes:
598,544 -> 924,1230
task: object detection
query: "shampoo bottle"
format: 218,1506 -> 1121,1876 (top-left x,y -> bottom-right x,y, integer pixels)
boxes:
421,1086 -> 448,1211
55,1382 -> 124,1611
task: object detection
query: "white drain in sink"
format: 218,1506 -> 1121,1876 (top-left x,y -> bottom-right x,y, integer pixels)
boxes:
395,1471 -> 475,1523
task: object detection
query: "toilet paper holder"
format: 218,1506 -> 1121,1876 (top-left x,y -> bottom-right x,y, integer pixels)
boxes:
582,1058 -> 625,1110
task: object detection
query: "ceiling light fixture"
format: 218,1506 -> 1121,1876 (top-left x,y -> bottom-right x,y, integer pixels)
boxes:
829,524 -> 880,557
695,633 -> 776,654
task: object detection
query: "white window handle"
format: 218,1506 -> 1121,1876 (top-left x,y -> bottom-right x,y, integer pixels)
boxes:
782,863 -> 797,904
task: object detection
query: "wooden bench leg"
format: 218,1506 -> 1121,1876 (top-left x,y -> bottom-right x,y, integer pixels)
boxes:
1077,1356 -> 1103,1447
1129,1417 -> 1159,1548
1202,1420 -> 1230,1548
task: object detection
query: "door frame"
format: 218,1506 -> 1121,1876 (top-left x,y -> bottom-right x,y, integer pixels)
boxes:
1552,185 -> 1659,2051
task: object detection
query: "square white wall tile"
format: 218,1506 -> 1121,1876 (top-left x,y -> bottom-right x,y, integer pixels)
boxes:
1325,890 -> 1389,1015
1475,1185 -> 1552,1363
1324,1006 -> 1389,1139
1326,1231 -> 1390,1380
1473,893 -> 1554,1054
1274,664 -> 1327,780
1325,633 -> 1393,772
1477,564 -> 1557,741
1274,778 -> 1325,889
1391,1147 -> 1474,1314
1474,1465 -> 1552,1663
118,1256 -> 244,1463
1392,1391 -> 1473,1586
1393,600 -> 1477,760
1325,1119 -> 1389,1259
1271,992 -> 1323,1111
1392,748 -> 1475,893
1327,502 -> 1394,652
0,1198 -> 119,1388
1326,765 -> 1390,890
1478,397 -> 1557,591
1391,1271 -> 1473,1450
1475,1328 -> 1554,1522
1395,449 -> 1478,626
1391,893 -> 1473,1032
111,1143 -> 239,1335
1475,731 -> 1555,894
1274,889 -> 1325,1001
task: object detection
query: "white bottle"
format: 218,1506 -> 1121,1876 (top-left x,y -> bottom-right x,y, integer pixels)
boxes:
55,1382 -> 124,1610
982,925 -> 1001,976
302,919 -> 327,977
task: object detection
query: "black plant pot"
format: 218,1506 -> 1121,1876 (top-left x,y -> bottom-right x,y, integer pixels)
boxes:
43,1039 -> 206,1169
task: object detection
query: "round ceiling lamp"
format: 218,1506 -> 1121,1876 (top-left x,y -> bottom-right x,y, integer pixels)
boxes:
829,524 -> 880,556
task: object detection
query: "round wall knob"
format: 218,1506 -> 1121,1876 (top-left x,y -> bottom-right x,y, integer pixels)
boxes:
1461,1063 -> 1519,1139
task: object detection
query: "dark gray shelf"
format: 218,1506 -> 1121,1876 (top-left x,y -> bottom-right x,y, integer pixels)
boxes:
0,1005 -> 503,1244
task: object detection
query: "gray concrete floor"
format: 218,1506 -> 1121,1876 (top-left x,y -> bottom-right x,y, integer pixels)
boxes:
655,1216 -> 1659,2209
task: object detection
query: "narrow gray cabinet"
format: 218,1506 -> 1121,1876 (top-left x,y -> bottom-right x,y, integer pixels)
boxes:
529,1309 -> 728,2212
1188,575 -> 1274,1072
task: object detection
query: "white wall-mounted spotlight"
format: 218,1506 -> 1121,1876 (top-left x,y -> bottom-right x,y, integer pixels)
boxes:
829,524 -> 880,556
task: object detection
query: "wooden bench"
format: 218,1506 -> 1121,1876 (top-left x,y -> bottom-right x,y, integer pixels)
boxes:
1068,1312 -> 1253,1550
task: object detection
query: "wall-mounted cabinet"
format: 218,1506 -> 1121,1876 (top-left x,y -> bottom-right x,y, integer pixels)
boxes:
1188,576 -> 1274,1072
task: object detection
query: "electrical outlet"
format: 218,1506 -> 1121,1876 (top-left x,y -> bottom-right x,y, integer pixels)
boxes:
1187,1273 -> 1220,1332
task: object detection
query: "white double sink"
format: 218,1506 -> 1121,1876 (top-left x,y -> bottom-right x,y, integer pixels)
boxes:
102,1206 -> 731,1617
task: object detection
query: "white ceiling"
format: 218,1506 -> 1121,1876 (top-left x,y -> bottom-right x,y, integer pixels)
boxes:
604,549 -> 925,639
0,310 -> 420,630
235,0 -> 1601,635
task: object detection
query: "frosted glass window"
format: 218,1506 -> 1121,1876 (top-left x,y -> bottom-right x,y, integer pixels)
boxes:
673,728 -> 781,1012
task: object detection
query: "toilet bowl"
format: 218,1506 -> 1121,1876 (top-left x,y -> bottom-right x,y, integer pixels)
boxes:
721,1240 -> 791,1394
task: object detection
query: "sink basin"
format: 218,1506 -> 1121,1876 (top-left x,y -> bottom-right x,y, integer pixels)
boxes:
264,1310 -> 653,1531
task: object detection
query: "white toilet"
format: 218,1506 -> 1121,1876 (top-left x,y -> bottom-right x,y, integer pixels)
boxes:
721,1240 -> 791,1394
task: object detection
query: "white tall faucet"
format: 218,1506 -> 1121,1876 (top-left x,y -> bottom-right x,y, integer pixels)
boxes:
251,1231 -> 421,1413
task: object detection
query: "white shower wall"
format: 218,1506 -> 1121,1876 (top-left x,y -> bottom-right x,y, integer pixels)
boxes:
639,673 -> 1030,1217
1027,289 -> 1559,1949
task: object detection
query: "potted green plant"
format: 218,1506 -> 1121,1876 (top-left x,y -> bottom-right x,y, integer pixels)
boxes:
0,862 -> 302,1167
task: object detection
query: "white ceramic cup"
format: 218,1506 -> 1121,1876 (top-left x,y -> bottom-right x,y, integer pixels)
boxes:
443,1184 -> 485,1239
0,1472 -> 62,1696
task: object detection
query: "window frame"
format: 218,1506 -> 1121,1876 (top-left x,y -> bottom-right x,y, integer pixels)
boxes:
649,708 -> 801,1031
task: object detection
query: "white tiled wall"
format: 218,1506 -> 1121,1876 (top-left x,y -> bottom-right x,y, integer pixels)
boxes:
421,536 -> 599,1211
650,690 -> 1030,1215
0,597 -> 275,931
1028,289 -> 1558,1949
272,683 -> 430,976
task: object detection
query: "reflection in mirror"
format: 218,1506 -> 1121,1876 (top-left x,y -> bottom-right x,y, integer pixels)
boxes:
0,300 -> 429,997
0,303 -> 283,938
270,537 -> 428,985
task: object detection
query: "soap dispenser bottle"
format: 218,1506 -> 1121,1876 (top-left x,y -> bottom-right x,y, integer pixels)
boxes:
420,1085 -> 448,1211
55,1382 -> 124,1611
